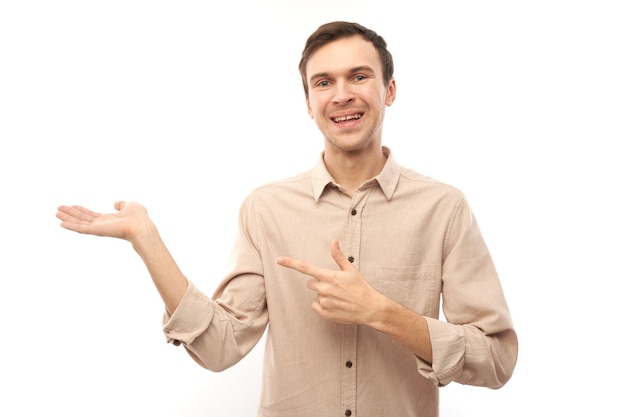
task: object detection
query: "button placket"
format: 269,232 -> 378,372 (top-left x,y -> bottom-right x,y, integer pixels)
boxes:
339,190 -> 370,416
340,325 -> 357,417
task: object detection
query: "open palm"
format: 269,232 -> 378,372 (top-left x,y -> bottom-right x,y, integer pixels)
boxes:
56,201 -> 149,241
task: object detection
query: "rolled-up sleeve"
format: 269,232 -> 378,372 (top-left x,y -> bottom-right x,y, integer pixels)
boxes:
416,196 -> 518,388
162,281 -> 217,346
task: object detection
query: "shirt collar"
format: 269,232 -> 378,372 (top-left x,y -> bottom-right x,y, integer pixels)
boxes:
311,146 -> 401,202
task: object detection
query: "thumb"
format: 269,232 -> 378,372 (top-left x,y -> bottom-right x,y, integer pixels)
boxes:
330,239 -> 353,271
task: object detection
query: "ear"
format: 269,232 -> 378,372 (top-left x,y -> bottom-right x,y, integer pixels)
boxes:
385,78 -> 397,106
306,96 -> 314,118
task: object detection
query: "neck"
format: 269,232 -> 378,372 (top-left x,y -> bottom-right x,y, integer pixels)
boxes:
323,146 -> 387,196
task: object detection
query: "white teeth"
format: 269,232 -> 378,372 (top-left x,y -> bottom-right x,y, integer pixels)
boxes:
333,114 -> 362,123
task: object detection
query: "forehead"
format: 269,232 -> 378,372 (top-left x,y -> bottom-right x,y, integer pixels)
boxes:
306,36 -> 382,77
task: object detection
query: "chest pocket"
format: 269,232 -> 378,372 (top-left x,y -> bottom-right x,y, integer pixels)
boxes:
373,264 -> 440,317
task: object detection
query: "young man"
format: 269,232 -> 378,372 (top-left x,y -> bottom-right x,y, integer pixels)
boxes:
57,21 -> 517,417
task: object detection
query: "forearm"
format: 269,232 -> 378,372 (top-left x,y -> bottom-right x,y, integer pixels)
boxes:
370,297 -> 433,364
131,221 -> 188,314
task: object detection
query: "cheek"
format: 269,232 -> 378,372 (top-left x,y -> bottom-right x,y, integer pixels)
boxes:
307,99 -> 324,119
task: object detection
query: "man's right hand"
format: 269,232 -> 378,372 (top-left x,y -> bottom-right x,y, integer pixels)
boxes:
57,201 -> 188,313
56,201 -> 152,244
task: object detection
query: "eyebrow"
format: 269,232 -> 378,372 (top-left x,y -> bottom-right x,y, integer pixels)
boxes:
308,65 -> 376,85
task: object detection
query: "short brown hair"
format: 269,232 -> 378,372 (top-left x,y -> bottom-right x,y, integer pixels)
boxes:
298,21 -> 394,97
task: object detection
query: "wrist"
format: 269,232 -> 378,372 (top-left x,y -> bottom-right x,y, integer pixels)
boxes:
130,219 -> 160,253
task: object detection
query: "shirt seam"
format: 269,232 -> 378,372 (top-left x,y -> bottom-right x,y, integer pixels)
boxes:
442,194 -> 466,259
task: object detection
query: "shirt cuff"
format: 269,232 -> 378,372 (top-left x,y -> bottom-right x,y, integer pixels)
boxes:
415,316 -> 467,387
162,281 -> 216,346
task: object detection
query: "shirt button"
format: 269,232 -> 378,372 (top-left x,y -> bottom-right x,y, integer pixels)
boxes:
351,208 -> 357,215
345,410 -> 352,416
345,361 -> 353,368
347,256 -> 355,263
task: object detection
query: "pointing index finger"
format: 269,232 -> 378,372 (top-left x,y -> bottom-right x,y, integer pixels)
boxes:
276,256 -> 323,281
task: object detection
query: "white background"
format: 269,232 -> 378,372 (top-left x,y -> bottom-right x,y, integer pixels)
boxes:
1,1 -> 625,416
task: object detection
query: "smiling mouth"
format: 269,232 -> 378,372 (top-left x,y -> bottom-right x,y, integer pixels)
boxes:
332,113 -> 363,123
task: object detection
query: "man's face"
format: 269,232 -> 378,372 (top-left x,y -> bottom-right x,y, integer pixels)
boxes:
305,36 -> 396,154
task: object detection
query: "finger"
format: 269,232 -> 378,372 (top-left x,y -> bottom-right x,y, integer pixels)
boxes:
306,277 -> 323,292
56,205 -> 98,223
114,201 -> 126,211
68,205 -> 101,222
276,256 -> 325,281
329,239 -> 354,271
56,205 -> 83,218
56,212 -> 94,234
311,300 -> 325,317
58,220 -> 92,234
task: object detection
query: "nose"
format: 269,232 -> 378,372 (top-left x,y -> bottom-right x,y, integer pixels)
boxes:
332,80 -> 354,105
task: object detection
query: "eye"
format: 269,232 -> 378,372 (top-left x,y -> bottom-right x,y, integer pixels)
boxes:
353,74 -> 367,82
316,80 -> 331,87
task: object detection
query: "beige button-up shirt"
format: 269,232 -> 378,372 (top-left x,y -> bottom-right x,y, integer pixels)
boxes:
163,148 -> 517,417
